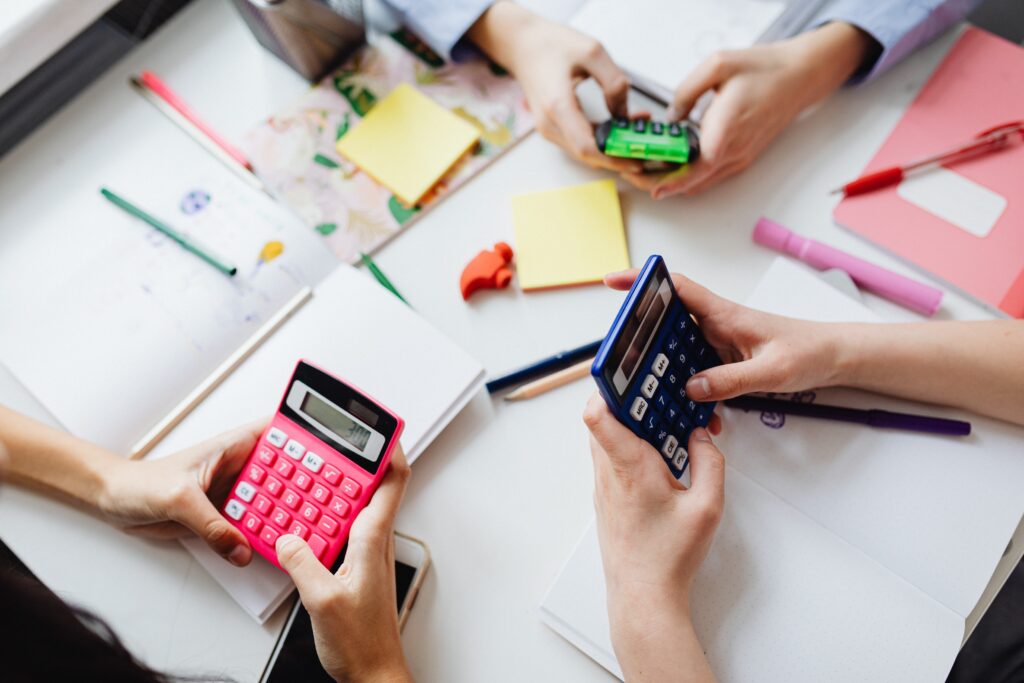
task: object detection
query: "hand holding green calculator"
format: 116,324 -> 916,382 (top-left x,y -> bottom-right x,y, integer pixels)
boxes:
595,118 -> 700,172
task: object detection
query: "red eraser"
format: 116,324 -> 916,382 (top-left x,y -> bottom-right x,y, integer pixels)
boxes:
460,242 -> 514,300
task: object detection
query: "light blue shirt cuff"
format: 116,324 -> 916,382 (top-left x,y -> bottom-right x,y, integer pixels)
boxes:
815,0 -> 982,83
381,0 -> 494,62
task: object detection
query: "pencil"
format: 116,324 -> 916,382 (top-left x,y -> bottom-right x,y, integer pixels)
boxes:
504,358 -> 594,401
100,187 -> 238,277
360,252 -> 408,304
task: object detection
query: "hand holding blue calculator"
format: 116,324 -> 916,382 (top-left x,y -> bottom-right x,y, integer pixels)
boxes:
592,255 -> 723,477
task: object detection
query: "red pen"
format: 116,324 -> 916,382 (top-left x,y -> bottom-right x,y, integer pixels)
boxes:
830,121 -> 1024,197
137,70 -> 254,172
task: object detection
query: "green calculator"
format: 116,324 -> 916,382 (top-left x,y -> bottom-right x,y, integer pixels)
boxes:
595,118 -> 700,172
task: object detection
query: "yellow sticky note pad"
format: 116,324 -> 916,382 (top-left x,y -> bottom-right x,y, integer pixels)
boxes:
512,179 -> 630,291
335,84 -> 480,207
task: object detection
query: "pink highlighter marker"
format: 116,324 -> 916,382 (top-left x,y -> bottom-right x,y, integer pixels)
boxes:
753,217 -> 943,317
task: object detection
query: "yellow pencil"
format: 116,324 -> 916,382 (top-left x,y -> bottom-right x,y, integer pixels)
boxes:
503,358 -> 594,402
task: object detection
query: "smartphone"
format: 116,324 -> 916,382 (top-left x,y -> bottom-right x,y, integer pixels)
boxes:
260,532 -> 430,682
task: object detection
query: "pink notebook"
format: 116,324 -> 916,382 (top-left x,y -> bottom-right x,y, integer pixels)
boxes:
834,28 -> 1024,317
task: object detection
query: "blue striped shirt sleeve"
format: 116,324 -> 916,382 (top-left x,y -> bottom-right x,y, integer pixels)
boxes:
378,0 -> 494,62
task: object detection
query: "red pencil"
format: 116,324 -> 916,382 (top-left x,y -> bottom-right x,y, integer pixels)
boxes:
830,120 -> 1023,197
139,70 -> 254,172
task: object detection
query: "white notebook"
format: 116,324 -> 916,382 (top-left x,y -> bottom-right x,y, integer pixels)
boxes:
570,0 -> 789,102
151,263 -> 485,622
541,258 -> 1024,681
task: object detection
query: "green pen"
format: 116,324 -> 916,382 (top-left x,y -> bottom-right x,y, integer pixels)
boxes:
100,187 -> 238,277
360,251 -> 408,305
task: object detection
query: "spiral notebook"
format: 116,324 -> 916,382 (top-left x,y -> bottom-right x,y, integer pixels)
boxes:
541,259 -> 1024,681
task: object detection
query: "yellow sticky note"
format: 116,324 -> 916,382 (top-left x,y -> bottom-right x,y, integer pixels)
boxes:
512,179 -> 630,291
335,84 -> 480,207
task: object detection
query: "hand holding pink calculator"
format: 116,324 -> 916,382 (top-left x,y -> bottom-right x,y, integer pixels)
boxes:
222,360 -> 404,570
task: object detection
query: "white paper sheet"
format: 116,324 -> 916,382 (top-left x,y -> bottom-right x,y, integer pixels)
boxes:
570,0 -> 785,99
720,259 -> 1024,618
0,168 -> 336,453
542,470 -> 964,683
153,263 -> 485,622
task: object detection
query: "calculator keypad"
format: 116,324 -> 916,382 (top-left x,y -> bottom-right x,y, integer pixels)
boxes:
623,300 -> 721,476
223,420 -> 376,569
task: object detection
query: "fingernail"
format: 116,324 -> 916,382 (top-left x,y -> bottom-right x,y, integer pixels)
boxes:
276,534 -> 300,553
228,545 -> 250,567
693,428 -> 712,443
687,376 -> 710,399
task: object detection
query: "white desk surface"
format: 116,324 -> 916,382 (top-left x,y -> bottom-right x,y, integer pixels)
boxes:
0,2 -> 1020,681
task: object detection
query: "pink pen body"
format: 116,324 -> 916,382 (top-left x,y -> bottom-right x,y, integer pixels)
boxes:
753,217 -> 942,316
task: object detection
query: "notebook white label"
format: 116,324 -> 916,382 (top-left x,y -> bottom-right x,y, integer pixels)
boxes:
897,167 -> 1006,238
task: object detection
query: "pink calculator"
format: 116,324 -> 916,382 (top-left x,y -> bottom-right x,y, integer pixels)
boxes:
222,360 -> 404,570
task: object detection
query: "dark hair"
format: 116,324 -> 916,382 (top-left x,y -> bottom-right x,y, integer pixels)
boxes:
0,568 -> 230,682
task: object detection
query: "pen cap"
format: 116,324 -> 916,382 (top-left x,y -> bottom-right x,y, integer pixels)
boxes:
753,217 -> 802,256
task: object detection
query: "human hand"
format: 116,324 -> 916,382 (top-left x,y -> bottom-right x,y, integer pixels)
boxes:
277,448 -> 412,683
98,421 -> 264,566
604,269 -> 843,401
583,393 -> 722,682
624,22 -> 874,197
468,2 -> 642,172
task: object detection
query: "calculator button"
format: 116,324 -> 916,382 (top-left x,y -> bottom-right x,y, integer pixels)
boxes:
675,350 -> 687,368
666,402 -> 681,423
664,369 -> 679,389
688,365 -> 698,377
293,471 -> 313,492
267,428 -> 287,448
615,117 -> 630,128
640,374 -> 659,399
243,513 -> 263,534
668,122 -> 683,137
661,434 -> 679,458
318,515 -> 339,537
254,494 -> 273,515
328,495 -> 351,519
308,534 -> 328,559
694,403 -> 714,425
323,464 -> 342,485
651,122 -> 664,135
273,459 -> 294,479
672,447 -> 688,470
677,411 -> 693,434
311,483 -> 331,504
288,521 -> 310,540
225,499 -> 246,520
643,412 -> 658,435
653,389 -> 669,412
301,451 -> 324,473
246,463 -> 266,485
652,353 -> 669,377
687,399 -> 698,413
282,488 -> 302,510
655,425 -> 670,444
260,526 -> 280,547
633,119 -> 646,133
300,502 -> 321,524
257,446 -> 276,466
284,439 -> 306,460
235,481 -> 257,503
666,335 -> 681,353
675,315 -> 689,335
686,332 -> 698,347
629,396 -> 648,421
271,507 -> 292,529
265,476 -> 284,497
341,478 -> 362,499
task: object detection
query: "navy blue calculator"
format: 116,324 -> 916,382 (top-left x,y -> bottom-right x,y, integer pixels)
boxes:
591,255 -> 722,477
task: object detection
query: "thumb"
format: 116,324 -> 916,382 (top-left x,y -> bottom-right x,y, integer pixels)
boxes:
583,392 -> 645,469
583,44 -> 630,118
174,488 -> 251,566
687,357 -> 776,401
686,428 -> 725,510
668,52 -> 735,120
277,534 -> 333,601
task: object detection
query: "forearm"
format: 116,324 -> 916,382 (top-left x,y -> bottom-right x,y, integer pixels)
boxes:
608,587 -> 715,683
0,406 -> 119,508
828,321 -> 1024,425
465,1 -> 530,72
785,21 -> 876,111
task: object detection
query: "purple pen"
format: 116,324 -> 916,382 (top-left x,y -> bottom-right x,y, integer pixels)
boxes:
753,217 -> 944,317
724,396 -> 971,437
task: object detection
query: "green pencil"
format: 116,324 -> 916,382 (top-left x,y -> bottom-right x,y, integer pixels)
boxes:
100,187 -> 238,277
360,251 -> 408,305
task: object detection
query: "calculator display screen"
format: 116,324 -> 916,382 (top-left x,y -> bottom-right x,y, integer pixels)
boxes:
607,272 -> 672,398
300,393 -> 371,451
